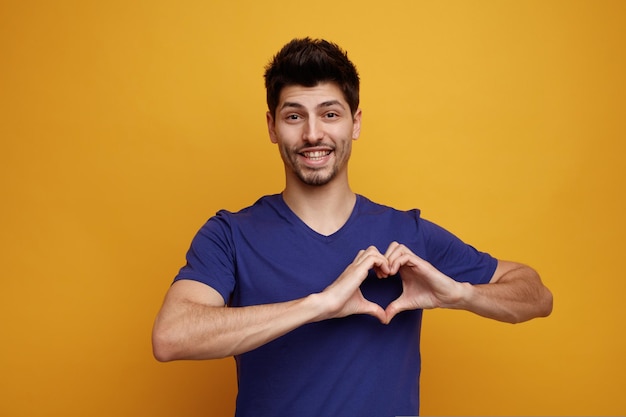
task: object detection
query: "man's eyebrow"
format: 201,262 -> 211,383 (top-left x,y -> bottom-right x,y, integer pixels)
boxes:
279,100 -> 346,110
280,101 -> 305,110
318,100 -> 346,109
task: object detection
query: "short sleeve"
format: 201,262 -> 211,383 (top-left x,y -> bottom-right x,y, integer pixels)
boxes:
419,217 -> 497,285
174,211 -> 237,303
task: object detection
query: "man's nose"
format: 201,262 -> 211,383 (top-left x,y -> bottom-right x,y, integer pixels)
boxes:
303,118 -> 324,142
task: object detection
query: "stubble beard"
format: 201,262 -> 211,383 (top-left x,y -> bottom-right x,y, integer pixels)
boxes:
295,165 -> 338,186
281,144 -> 349,187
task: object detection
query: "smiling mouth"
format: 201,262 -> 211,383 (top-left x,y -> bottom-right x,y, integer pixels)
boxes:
301,150 -> 332,161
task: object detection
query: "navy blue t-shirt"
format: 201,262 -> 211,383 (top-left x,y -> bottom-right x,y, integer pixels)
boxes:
175,194 -> 497,417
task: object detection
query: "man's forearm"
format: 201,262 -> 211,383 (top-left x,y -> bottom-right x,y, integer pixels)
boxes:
454,264 -> 553,323
152,294 -> 325,361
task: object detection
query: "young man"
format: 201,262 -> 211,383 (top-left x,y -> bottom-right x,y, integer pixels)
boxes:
152,37 -> 553,417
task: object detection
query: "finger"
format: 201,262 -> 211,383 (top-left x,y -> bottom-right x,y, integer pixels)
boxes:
384,298 -> 408,324
387,243 -> 417,261
382,242 -> 405,275
352,248 -> 367,263
356,246 -> 390,276
371,254 -> 391,278
383,241 -> 400,258
361,245 -> 384,259
384,242 -> 413,262
362,300 -> 387,323
372,264 -> 390,279
388,248 -> 425,275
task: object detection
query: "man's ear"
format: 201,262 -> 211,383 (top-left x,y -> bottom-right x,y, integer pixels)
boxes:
352,108 -> 362,140
266,111 -> 278,144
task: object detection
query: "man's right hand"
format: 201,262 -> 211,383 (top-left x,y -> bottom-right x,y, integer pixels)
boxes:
316,245 -> 390,323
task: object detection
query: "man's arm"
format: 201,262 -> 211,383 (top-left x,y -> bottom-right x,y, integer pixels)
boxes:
152,280 -> 322,361
453,260 -> 553,323
152,246 -> 389,361
383,242 -> 553,324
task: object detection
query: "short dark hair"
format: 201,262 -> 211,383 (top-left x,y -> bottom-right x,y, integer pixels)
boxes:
264,37 -> 360,117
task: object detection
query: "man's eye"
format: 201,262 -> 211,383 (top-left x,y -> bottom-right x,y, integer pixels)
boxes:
287,114 -> 300,120
325,112 -> 337,118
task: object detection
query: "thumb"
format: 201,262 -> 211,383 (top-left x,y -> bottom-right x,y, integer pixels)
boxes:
363,300 -> 387,324
384,298 -> 406,324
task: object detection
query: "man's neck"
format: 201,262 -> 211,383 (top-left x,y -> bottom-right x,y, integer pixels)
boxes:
282,181 -> 356,236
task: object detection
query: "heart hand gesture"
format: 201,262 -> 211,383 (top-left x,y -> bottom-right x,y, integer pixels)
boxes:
320,242 -> 467,325
381,241 -> 468,323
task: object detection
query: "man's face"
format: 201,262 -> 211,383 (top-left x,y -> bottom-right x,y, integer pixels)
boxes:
267,82 -> 361,186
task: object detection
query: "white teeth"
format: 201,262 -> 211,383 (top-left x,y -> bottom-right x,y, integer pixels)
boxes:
303,150 -> 331,160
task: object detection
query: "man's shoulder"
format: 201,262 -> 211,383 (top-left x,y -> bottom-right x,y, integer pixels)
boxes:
215,194 -> 282,217
356,194 -> 422,219
207,194 -> 289,231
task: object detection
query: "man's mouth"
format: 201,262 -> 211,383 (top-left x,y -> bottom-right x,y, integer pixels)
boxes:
301,150 -> 332,161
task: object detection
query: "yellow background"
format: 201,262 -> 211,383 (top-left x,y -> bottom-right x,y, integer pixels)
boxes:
1,0 -> 624,415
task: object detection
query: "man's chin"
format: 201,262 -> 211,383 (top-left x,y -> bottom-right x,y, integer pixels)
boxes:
297,171 -> 335,186
300,177 -> 332,187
